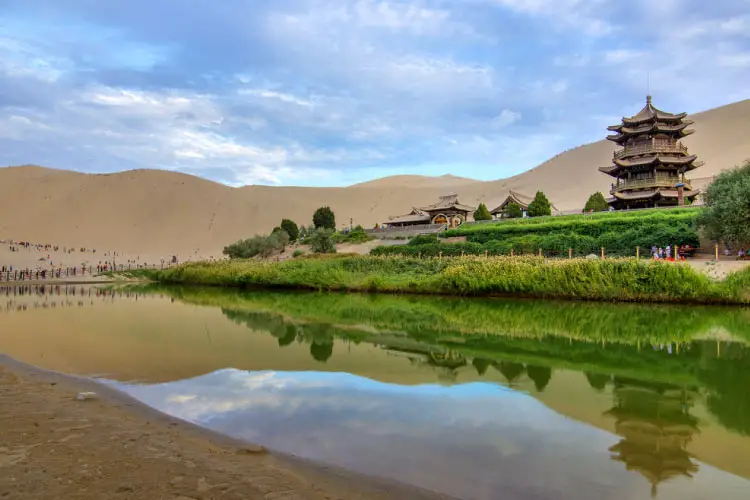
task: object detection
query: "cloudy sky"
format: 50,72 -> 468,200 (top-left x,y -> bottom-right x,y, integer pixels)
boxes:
1,1 -> 749,186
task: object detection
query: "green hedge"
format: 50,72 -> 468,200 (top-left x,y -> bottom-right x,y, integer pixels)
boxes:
433,208 -> 701,256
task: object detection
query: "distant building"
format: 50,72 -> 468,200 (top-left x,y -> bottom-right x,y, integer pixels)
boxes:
386,194 -> 475,228
489,190 -> 559,218
600,96 -> 703,210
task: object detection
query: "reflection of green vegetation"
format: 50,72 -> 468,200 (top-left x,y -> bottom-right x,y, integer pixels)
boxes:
133,284 -> 750,346
128,284 -> 750,437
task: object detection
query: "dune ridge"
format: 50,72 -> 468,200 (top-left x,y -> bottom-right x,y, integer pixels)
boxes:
1,99 -> 749,258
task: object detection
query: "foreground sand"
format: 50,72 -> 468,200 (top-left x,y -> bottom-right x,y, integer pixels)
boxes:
0,356 -> 450,500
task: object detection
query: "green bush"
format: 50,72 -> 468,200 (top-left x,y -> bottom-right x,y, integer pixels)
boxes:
408,234 -> 439,246
310,228 -> 337,254
505,203 -> 523,219
527,191 -> 552,217
292,249 -> 304,258
223,231 -> 290,259
280,219 -> 300,242
473,203 -> 493,221
584,192 -> 609,212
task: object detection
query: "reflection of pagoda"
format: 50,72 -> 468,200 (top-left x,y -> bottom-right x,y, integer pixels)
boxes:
605,377 -> 700,497
600,96 -> 703,210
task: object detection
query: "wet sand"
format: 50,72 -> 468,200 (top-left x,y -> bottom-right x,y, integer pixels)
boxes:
0,355 -> 452,500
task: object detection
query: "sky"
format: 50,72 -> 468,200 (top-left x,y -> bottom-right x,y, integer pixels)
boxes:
1,0 -> 749,187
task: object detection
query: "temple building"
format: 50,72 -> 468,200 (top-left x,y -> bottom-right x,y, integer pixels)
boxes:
600,96 -> 703,210
385,194 -> 475,228
490,190 -> 559,218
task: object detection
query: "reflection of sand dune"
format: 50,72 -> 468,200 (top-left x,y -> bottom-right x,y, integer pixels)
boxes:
1,100 -> 749,257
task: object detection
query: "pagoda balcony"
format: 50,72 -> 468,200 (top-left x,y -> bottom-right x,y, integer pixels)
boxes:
614,140 -> 689,160
610,175 -> 692,195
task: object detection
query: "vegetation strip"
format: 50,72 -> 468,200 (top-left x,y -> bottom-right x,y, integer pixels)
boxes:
127,255 -> 750,305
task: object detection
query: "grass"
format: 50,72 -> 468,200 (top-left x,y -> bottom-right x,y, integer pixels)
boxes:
129,254 -> 750,305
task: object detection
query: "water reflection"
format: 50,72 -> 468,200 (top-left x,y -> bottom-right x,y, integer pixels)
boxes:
1,284 -> 750,499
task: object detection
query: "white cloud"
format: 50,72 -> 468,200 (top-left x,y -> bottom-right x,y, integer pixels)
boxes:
493,109 -> 521,127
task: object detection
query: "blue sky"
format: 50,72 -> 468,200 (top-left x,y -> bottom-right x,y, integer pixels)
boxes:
1,0 -> 749,186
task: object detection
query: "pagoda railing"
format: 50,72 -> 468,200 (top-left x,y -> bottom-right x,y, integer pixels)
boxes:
611,176 -> 692,194
614,141 -> 688,160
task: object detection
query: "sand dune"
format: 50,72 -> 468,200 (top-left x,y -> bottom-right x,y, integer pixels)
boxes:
1,99 -> 749,260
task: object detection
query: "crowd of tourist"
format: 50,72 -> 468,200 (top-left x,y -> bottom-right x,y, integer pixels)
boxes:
650,244 -> 695,261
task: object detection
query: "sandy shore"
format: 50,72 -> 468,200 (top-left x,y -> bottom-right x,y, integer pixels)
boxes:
0,355 -> 451,500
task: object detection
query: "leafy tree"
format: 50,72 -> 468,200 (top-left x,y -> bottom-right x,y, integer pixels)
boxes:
504,202 -> 523,219
309,228 -> 337,254
584,192 -> 609,212
280,219 -> 299,242
527,191 -> 552,217
473,202 -> 493,221
298,225 -> 309,241
698,161 -> 750,246
313,206 -> 336,230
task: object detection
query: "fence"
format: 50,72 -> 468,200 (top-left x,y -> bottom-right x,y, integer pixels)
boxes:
0,263 -> 170,282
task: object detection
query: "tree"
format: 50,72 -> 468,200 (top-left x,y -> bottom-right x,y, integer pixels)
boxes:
584,192 -> 609,212
527,191 -> 552,217
473,202 -> 493,221
697,161 -> 750,245
280,219 -> 299,242
309,228 -> 336,254
505,202 -> 523,219
313,206 -> 336,230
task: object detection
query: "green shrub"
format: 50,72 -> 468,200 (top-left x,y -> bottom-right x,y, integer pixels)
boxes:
584,192 -> 609,212
280,219 -> 300,242
473,203 -> 492,221
408,234 -> 439,246
310,228 -> 337,254
292,249 -> 304,258
698,160 -> 750,246
505,203 -> 523,219
527,191 -> 552,217
223,231 -> 290,259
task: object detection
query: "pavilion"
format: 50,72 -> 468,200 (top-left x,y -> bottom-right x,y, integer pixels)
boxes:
490,190 -> 559,218
385,194 -> 475,228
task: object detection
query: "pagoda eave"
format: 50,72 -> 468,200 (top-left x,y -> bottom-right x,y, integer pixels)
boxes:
613,155 -> 699,168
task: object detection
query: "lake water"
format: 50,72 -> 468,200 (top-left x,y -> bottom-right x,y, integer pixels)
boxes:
1,284 -> 750,500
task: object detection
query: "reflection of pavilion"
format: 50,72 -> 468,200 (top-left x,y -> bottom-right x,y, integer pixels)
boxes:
605,377 -> 700,497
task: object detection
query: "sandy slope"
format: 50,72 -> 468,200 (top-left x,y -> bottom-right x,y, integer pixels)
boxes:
1,99 -> 749,260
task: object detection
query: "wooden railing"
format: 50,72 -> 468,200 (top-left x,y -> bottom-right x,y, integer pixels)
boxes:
614,141 -> 688,160
611,177 -> 692,194
0,263 -> 169,282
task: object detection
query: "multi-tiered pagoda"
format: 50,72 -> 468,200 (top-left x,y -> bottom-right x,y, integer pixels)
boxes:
600,96 -> 703,210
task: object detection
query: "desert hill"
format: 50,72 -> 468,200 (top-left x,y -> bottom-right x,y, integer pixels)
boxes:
1,99 -> 749,260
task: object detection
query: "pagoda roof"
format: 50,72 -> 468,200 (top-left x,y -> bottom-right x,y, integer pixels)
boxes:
614,155 -> 698,168
387,207 -> 430,224
488,190 -> 560,214
620,96 -> 687,125
418,194 -> 475,213
612,189 -> 699,201
600,156 -> 702,177
607,123 -> 695,143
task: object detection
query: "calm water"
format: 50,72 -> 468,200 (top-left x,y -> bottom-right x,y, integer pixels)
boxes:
1,284 -> 750,500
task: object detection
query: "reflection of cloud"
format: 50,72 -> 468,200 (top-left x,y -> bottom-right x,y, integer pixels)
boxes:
114,368 -> 747,500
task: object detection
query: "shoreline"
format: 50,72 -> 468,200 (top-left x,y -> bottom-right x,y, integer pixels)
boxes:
0,354 -> 452,500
